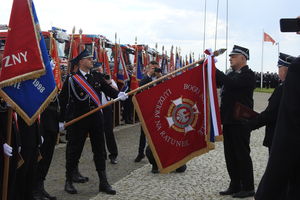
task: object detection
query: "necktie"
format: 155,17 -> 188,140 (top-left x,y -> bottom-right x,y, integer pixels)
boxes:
85,74 -> 93,83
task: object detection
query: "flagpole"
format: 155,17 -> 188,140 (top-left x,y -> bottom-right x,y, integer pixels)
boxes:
260,30 -> 264,89
64,48 -> 227,128
203,0 -> 207,53
214,0 -> 220,51
67,26 -> 75,74
91,37 -> 95,59
2,107 -> 13,200
225,0 -> 229,72
79,28 -> 83,53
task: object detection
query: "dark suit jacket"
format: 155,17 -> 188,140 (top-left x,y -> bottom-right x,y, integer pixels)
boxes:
17,117 -> 40,148
59,70 -> 119,121
247,84 -> 283,148
216,65 -> 256,125
255,57 -> 300,200
139,74 -> 153,87
40,99 -> 60,134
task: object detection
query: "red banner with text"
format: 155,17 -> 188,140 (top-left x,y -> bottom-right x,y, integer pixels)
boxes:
133,65 -> 210,173
0,0 -> 46,87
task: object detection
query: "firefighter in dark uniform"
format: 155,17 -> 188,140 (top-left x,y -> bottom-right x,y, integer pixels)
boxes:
12,117 -> 41,200
255,33 -> 300,199
216,45 -> 256,198
134,61 -> 157,162
32,97 -> 60,200
60,59 -> 89,184
59,49 -> 127,195
246,53 -> 295,154
96,63 -> 119,164
0,100 -> 20,200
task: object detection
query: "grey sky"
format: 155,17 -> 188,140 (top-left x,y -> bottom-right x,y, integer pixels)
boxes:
1,0 -> 300,72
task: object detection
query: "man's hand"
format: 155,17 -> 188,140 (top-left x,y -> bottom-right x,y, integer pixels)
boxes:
118,92 -> 128,101
3,143 -> 13,157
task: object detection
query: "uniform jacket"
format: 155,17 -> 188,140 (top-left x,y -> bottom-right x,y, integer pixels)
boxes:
0,101 -> 20,150
247,84 -> 283,148
139,74 -> 153,87
59,70 -> 119,122
255,58 -> 300,200
18,117 -> 40,148
40,98 -> 60,134
216,65 -> 256,125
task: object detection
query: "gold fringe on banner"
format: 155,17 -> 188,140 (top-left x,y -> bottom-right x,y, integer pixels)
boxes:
0,87 -> 58,126
0,69 -> 46,88
133,95 -> 210,174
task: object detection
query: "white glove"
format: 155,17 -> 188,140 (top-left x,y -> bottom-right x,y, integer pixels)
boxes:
118,92 -> 128,101
59,122 -> 65,132
3,143 -> 13,157
41,136 -> 44,144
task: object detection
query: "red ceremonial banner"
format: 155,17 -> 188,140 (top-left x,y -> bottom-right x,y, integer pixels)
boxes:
50,35 -> 62,90
0,0 -> 46,87
133,65 -> 210,173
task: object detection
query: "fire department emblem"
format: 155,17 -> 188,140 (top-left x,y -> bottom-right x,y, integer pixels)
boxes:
166,97 -> 200,134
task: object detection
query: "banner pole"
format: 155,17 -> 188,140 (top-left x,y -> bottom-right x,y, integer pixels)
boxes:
260,30 -> 264,89
64,48 -> 226,128
67,26 -> 75,74
2,107 -> 13,200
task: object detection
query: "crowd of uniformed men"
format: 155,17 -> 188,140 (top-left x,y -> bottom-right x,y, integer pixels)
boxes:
1,19 -> 300,200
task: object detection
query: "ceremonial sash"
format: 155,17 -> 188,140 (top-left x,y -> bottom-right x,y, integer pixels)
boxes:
71,74 -> 101,106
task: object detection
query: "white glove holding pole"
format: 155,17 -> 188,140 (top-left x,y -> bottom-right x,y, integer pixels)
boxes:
3,143 -> 13,157
118,92 -> 128,101
59,122 -> 65,132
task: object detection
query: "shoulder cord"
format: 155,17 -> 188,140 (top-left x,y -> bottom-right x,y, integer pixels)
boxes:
53,94 -> 61,113
69,76 -> 89,101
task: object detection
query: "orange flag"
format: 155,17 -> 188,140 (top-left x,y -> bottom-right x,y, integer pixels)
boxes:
50,36 -> 62,90
103,49 -> 111,75
264,32 -> 276,44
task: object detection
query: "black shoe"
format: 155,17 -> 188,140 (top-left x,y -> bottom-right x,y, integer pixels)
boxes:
134,154 -> 145,162
41,188 -> 56,200
99,183 -> 116,195
232,190 -> 255,198
175,164 -> 187,173
64,181 -> 77,194
151,166 -> 159,174
110,157 -> 118,164
219,187 -> 240,196
32,191 -> 49,200
72,172 -> 89,183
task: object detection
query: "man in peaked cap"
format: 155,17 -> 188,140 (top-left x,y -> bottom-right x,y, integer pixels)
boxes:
245,53 -> 295,155
216,45 -> 256,198
229,45 -> 250,60
59,49 -> 128,195
255,19 -> 300,200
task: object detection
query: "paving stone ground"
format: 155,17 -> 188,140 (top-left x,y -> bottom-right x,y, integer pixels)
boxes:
46,92 -> 270,200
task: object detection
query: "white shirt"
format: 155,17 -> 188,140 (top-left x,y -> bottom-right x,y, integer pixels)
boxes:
79,69 -> 89,79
